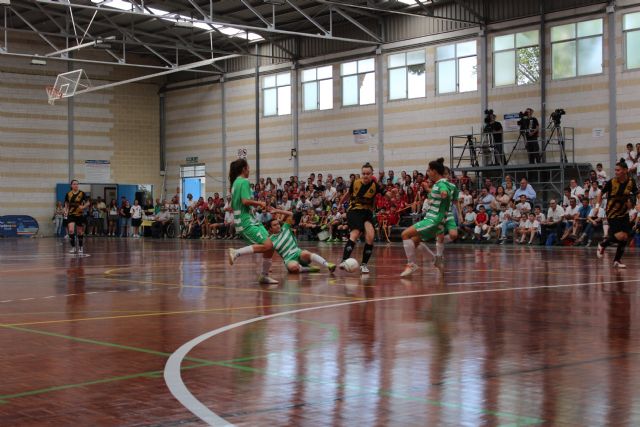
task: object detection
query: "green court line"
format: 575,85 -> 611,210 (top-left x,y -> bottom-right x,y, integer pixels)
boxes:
0,322 -> 542,425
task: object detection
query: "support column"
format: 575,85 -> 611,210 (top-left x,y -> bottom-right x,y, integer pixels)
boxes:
540,3 -> 547,141
159,92 -> 166,199
376,47 -> 384,170
608,2 -> 617,170
255,45 -> 261,181
221,77 -> 228,197
479,26 -> 488,115
292,63 -> 299,177
68,54 -> 74,181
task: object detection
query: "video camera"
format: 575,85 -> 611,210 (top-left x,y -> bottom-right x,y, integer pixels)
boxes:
483,109 -> 494,125
517,111 -> 530,129
550,108 -> 566,126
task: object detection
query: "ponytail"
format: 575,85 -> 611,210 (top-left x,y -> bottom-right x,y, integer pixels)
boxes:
229,158 -> 248,188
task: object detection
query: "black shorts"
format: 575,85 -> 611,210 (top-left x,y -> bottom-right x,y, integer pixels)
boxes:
608,217 -> 633,236
132,218 -> 142,227
347,209 -> 374,232
67,215 -> 86,226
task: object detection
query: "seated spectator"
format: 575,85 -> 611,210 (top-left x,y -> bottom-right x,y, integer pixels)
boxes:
499,200 -> 521,244
569,179 -> 585,201
516,194 -> 532,215
376,208 -> 388,242
181,206 -> 195,238
543,199 -> 564,243
513,177 -> 536,204
473,205 -> 489,241
476,188 -> 495,216
517,213 -> 540,245
151,206 -> 172,238
588,181 -> 601,207
576,202 -> 604,246
483,211 -> 501,241
460,205 -> 477,240
560,197 -> 580,241
491,186 -> 510,213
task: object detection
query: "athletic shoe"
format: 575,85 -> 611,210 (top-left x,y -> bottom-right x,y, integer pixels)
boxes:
499,239 -> 506,245
228,248 -> 237,265
258,275 -> 279,285
613,261 -> 627,268
597,243 -> 605,258
69,247 -> 77,254
307,266 -> 321,273
360,264 -> 370,274
433,255 -> 444,269
400,263 -> 419,277
78,247 -> 84,255
327,262 -> 336,273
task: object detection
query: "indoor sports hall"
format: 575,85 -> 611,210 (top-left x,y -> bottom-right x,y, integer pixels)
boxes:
2,1 -> 640,426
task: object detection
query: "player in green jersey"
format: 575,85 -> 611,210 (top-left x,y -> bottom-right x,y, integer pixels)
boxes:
226,158 -> 278,285
266,209 -> 336,274
400,158 -> 454,277
432,166 -> 463,268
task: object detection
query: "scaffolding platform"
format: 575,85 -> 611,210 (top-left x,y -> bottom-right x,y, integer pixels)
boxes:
450,129 -> 593,204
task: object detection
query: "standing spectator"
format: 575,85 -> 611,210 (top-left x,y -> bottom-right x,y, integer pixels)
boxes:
621,143 -> 636,169
96,197 -> 107,236
185,193 -> 195,210
107,199 -> 118,236
521,107 -> 540,164
130,200 -> 142,238
53,201 -> 64,237
119,200 -> 132,237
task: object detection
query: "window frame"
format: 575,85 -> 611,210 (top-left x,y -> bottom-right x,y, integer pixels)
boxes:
492,30 -> 540,88
623,12 -> 640,71
301,65 -> 334,112
550,18 -> 604,80
340,58 -> 376,107
387,49 -> 427,101
435,40 -> 478,95
262,71 -> 291,117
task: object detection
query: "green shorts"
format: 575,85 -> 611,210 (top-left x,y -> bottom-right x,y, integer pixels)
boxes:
414,218 -> 445,241
444,216 -> 457,232
240,223 -> 269,245
284,249 -> 306,266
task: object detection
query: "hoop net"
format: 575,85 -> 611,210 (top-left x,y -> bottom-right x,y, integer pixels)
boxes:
46,86 -> 64,105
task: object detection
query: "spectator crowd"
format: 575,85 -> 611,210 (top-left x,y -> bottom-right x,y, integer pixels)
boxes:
54,162 -> 640,247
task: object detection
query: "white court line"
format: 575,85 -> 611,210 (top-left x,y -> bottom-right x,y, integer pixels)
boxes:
164,277 -> 640,426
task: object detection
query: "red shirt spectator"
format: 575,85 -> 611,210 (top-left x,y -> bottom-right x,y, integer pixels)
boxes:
387,208 -> 400,226
475,211 -> 488,225
375,193 -> 390,210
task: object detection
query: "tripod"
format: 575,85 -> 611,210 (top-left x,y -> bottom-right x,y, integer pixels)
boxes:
480,128 -> 495,166
457,135 -> 479,168
542,121 -> 568,163
507,131 -> 528,165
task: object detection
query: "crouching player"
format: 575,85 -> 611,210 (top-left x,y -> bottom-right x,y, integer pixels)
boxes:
267,209 -> 336,274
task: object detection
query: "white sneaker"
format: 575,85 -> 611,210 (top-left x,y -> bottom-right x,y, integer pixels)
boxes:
228,248 -> 237,265
613,261 -> 627,268
596,243 -> 605,259
483,233 -> 491,239
360,264 -> 370,274
400,263 -> 419,277
78,247 -> 84,255
69,247 -> 77,254
258,275 -> 279,284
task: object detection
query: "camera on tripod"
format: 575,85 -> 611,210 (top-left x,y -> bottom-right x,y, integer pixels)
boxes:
550,108 -> 566,126
517,111 -> 530,129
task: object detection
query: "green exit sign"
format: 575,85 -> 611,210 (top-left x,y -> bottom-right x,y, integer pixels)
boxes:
186,156 -> 199,163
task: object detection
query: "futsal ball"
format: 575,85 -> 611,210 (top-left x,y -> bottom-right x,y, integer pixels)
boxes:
342,258 -> 360,273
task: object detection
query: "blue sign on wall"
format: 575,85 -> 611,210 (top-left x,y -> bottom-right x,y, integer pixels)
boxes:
0,215 -> 39,238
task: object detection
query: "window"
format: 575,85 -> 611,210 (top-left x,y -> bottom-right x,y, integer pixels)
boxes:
493,30 -> 540,87
551,19 -> 603,79
624,12 -> 640,70
436,41 -> 477,94
262,72 -> 291,116
301,65 -> 333,111
388,50 -> 426,100
340,58 -> 375,106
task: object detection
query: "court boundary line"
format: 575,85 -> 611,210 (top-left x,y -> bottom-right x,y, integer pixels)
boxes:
165,277 -> 640,426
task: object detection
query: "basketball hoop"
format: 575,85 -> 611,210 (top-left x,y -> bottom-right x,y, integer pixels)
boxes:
46,86 -> 64,105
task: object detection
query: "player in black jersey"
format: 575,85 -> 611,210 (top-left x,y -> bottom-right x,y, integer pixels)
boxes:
64,179 -> 90,254
594,160 -> 638,268
338,163 -> 388,274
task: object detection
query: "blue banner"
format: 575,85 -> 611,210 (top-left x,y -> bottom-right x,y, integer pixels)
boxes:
0,215 -> 39,238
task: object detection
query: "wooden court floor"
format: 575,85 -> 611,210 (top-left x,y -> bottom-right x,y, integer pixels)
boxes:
1,237 -> 639,426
